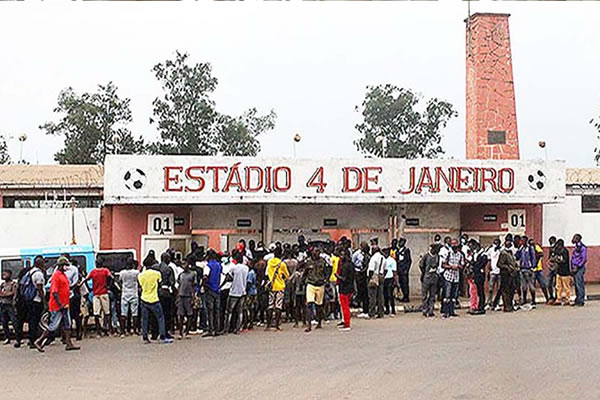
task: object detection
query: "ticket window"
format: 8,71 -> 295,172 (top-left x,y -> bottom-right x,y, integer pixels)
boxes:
273,232 -> 330,246
141,236 -> 191,262
227,233 -> 261,253
191,235 -> 209,250
352,233 -> 389,248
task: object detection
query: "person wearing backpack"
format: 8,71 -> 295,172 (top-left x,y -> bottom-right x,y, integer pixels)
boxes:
14,255 -> 46,349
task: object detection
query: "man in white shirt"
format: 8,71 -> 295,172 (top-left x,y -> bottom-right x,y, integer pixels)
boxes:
169,259 -> 184,289
486,238 -> 502,310
437,237 -> 451,301
219,255 -> 233,333
224,250 -> 249,334
63,258 -> 82,340
367,246 -> 385,319
383,248 -> 397,316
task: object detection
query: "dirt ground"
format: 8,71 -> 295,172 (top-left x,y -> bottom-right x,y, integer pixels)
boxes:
3,302 -> 600,400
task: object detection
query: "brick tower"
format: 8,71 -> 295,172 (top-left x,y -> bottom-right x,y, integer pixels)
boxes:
465,13 -> 520,160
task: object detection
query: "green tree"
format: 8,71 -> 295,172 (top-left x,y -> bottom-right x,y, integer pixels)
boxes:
149,51 -> 276,156
354,84 -> 457,158
0,135 -> 10,164
216,108 -> 277,156
41,82 -> 144,164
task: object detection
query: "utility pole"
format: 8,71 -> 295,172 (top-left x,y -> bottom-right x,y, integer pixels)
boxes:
70,197 -> 77,245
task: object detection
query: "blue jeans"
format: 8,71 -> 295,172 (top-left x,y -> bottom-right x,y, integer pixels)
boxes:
141,301 -> 166,340
205,289 -> 221,335
573,267 -> 586,305
442,279 -> 459,316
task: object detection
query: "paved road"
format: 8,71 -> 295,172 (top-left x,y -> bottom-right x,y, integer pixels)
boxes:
3,302 -> 599,400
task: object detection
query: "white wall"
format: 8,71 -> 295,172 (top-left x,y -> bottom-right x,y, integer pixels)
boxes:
543,195 -> 600,246
0,208 -> 100,249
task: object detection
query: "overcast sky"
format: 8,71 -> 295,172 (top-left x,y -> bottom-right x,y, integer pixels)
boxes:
0,0 -> 598,166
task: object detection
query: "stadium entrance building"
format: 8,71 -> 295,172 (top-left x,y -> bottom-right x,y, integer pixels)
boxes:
99,12 -> 571,290
100,155 -> 565,291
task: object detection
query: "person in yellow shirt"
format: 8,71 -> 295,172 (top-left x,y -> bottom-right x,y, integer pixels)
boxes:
138,266 -> 172,344
530,239 -> 550,303
328,248 -> 341,320
266,248 -> 289,331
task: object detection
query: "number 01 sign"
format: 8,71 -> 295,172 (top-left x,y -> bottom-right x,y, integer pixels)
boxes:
148,214 -> 174,235
507,209 -> 526,233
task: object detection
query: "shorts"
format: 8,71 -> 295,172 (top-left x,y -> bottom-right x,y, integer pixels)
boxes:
177,296 -> 194,317
93,294 -> 110,316
48,309 -> 71,332
306,284 -> 325,306
268,291 -> 284,310
121,296 -> 139,317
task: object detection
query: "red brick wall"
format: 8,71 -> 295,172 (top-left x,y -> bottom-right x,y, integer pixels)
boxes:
466,13 -> 520,160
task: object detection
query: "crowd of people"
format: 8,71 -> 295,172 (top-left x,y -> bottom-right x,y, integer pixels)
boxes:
0,231 -> 589,353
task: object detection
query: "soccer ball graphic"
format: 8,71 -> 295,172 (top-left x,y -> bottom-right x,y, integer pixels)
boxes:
528,170 -> 546,190
124,168 -> 147,191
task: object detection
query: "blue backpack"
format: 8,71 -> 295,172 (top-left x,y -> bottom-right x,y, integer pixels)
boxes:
19,270 -> 38,302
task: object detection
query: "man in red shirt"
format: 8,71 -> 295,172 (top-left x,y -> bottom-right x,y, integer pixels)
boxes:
34,257 -> 80,353
86,259 -> 113,337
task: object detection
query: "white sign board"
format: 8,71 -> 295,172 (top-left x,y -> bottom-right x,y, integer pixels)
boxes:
507,209 -> 526,234
147,213 -> 174,235
105,156 -> 566,205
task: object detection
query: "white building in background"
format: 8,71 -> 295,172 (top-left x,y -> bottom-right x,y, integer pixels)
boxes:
0,165 -> 103,249
543,168 -> 600,282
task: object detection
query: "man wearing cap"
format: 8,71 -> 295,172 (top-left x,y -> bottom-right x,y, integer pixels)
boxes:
34,257 -> 80,353
441,239 -> 464,318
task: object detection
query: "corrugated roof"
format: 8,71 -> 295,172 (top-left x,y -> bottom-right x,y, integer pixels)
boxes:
0,165 -> 104,189
566,168 -> 600,185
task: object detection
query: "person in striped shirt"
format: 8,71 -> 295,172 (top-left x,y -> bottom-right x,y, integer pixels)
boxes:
441,239 -> 465,319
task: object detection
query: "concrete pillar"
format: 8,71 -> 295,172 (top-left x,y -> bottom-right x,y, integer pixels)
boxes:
465,13 -> 520,160
262,204 -> 274,245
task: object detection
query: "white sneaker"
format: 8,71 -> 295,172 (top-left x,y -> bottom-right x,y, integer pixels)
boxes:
338,326 -> 351,332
